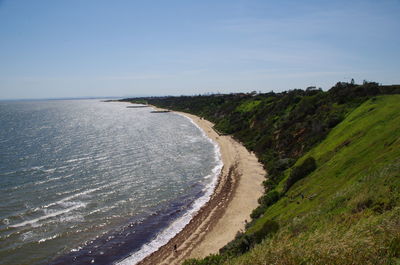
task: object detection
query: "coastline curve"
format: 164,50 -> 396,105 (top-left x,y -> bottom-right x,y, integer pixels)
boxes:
116,109 -> 223,265
125,106 -> 265,265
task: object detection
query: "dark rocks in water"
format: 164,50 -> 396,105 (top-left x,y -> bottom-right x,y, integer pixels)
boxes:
126,105 -> 149,108
150,110 -> 170,113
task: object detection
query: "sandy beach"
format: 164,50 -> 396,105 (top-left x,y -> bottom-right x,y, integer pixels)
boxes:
137,109 -> 266,265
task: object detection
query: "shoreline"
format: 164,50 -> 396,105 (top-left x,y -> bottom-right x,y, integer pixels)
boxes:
135,107 -> 266,265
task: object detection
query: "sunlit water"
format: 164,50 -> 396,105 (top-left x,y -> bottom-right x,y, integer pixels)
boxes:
0,100 -> 221,265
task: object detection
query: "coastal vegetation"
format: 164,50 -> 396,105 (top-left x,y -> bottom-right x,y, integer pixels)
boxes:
122,82 -> 400,264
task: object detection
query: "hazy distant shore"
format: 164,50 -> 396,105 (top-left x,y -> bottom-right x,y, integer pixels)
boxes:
135,106 -> 265,265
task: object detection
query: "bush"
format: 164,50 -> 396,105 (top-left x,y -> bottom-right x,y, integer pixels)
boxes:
182,254 -> 226,265
250,205 -> 265,219
259,190 -> 280,206
285,157 -> 317,192
220,220 -> 279,257
251,191 -> 281,219
326,111 -> 344,128
220,234 -> 253,256
252,219 -> 280,244
263,178 -> 275,190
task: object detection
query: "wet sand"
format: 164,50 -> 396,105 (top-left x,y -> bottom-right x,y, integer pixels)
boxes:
138,109 -> 265,265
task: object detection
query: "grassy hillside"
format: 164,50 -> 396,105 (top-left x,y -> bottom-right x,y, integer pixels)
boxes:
186,95 -> 400,264
122,83 -> 400,264
123,83 -> 400,189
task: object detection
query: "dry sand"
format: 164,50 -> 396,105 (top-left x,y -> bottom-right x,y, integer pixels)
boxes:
137,109 -> 265,265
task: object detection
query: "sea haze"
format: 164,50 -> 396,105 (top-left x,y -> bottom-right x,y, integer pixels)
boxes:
0,100 -> 221,265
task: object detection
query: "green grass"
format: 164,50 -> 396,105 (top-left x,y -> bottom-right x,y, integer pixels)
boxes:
187,95 -> 400,264
253,95 -> 399,224
231,208 -> 400,265
235,95 -> 400,264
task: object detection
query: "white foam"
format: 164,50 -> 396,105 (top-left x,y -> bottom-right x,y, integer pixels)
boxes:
87,198 -> 127,216
56,187 -> 83,196
11,202 -> 86,228
116,112 -> 223,265
42,187 -> 100,209
43,168 -> 57,173
59,213 -> 84,223
1,170 -> 17,176
93,156 -> 108,161
38,233 -> 60,243
21,231 -> 35,241
65,156 -> 91,163
34,174 -> 73,185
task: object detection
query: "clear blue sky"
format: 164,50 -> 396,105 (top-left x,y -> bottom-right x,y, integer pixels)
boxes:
0,0 -> 399,99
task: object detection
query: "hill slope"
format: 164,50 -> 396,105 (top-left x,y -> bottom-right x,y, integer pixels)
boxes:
123,84 -> 400,264
187,95 -> 400,264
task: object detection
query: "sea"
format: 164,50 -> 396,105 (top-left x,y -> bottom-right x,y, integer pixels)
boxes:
0,99 -> 222,265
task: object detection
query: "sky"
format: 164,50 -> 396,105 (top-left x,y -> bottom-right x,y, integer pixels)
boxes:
0,0 -> 399,99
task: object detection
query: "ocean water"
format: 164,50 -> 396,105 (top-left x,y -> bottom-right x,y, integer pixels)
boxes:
0,100 -> 222,265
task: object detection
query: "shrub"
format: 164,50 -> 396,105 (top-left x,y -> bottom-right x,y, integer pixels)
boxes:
220,220 -> 279,257
259,190 -> 280,206
182,254 -> 226,265
251,191 -> 281,219
220,234 -> 253,256
285,157 -> 317,192
252,219 -> 280,244
250,205 -> 265,219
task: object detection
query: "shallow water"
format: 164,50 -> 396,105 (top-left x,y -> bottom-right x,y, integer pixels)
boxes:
0,100 -> 221,265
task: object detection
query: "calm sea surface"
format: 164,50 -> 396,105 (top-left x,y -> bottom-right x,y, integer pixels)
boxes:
0,100 -> 221,265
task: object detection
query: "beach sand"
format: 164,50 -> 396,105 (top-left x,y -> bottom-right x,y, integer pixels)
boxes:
137,109 -> 265,265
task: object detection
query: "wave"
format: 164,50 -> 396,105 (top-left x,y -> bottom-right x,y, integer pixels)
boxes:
3,187 -> 94,231
43,168 -> 57,173
41,187 -> 101,209
0,170 -> 17,176
116,112 -> 223,265
10,202 -> 86,228
38,233 -> 60,243
65,156 -> 92,163
31,166 -> 44,171
34,174 -> 73,185
2,165 -> 43,176
86,199 -> 126,216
